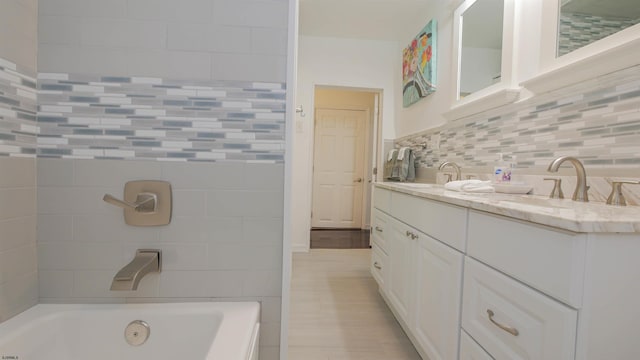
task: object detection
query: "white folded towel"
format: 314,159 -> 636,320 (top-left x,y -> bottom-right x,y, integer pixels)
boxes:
387,149 -> 398,161
397,147 -> 409,161
444,180 -> 495,193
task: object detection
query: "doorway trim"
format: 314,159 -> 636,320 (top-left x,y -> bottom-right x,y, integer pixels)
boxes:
305,85 -> 383,240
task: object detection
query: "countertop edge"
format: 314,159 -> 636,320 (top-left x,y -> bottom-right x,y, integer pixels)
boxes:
375,182 -> 640,234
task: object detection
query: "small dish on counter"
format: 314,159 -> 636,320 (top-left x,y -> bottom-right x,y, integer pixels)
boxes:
493,183 -> 533,194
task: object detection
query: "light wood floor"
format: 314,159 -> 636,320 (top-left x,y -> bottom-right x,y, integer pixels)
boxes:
288,249 -> 422,360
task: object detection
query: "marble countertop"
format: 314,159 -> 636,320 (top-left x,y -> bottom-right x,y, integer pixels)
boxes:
376,182 -> 640,233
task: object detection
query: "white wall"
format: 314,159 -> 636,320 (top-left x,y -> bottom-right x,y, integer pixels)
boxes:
394,6 -> 455,137
292,35 -> 398,251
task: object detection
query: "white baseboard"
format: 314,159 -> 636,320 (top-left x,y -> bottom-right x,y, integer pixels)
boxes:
291,243 -> 309,253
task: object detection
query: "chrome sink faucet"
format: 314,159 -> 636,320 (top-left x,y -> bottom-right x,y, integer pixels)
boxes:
111,249 -> 161,291
547,156 -> 589,202
438,161 -> 461,182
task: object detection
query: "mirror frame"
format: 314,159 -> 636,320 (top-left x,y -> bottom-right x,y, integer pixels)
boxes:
445,0 -> 520,121
522,0 -> 640,94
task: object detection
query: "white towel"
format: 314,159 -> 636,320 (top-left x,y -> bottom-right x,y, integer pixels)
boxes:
396,147 -> 409,161
444,180 -> 495,193
387,149 -> 398,161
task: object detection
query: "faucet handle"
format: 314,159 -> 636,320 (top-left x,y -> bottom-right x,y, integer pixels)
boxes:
465,174 -> 477,180
103,193 -> 157,213
543,178 -> 564,199
443,173 -> 453,183
607,180 -> 640,206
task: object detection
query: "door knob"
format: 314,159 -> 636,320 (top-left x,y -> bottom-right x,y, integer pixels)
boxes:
354,178 -> 363,183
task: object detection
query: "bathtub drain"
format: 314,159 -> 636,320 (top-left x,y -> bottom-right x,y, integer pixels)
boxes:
124,320 -> 150,346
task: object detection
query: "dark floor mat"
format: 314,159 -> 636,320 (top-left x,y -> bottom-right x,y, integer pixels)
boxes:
310,229 -> 371,249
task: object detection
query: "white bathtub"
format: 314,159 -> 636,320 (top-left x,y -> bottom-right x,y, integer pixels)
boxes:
0,302 -> 260,360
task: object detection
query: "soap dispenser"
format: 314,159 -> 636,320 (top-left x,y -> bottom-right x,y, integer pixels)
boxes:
493,153 -> 511,183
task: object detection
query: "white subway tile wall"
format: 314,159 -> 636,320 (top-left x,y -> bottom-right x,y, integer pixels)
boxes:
37,0 -> 288,82
37,159 -> 284,357
0,157 -> 38,323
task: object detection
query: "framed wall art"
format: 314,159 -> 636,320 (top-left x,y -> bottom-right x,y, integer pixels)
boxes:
402,19 -> 437,107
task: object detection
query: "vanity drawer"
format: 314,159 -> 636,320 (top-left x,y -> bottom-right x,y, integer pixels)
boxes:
370,244 -> 387,289
467,210 -> 586,307
462,257 -> 577,360
373,187 -> 392,213
460,330 -> 493,360
391,192 -> 467,251
371,209 -> 390,253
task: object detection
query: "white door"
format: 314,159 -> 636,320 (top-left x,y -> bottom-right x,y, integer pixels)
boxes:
311,108 -> 366,228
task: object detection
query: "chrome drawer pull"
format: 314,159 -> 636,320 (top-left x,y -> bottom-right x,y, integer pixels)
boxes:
487,309 -> 519,336
375,226 -> 383,232
373,262 -> 382,270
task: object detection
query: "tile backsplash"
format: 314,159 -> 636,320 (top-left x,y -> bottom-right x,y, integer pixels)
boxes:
559,12 -> 640,57
0,58 -> 37,157
396,66 -> 640,204
397,66 -> 640,170
38,73 -> 285,162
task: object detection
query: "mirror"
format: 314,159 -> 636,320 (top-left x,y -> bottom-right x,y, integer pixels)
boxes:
446,0 -> 519,120
557,0 -> 640,57
459,0 -> 504,98
523,0 -> 640,94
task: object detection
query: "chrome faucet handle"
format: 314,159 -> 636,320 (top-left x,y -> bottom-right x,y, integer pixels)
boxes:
103,193 -> 157,213
606,180 -> 640,206
543,178 -> 564,199
443,173 -> 453,183
465,174 -> 476,180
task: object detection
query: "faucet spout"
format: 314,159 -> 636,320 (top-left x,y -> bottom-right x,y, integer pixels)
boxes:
547,156 -> 589,202
438,161 -> 462,181
111,249 -> 161,291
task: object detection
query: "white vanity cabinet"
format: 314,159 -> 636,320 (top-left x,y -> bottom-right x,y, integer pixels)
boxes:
460,331 -> 493,360
372,187 -> 465,360
372,184 -> 640,360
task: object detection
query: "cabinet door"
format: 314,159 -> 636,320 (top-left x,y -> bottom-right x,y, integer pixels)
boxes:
460,331 -> 494,360
387,218 -> 416,324
413,230 -> 464,360
370,244 -> 387,290
462,258 -> 577,360
371,209 -> 390,253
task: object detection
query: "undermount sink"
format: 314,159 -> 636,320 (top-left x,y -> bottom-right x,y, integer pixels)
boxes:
501,196 -> 575,209
395,183 -> 438,188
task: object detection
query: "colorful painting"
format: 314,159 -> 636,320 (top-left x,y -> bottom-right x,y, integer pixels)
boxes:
402,20 -> 437,107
